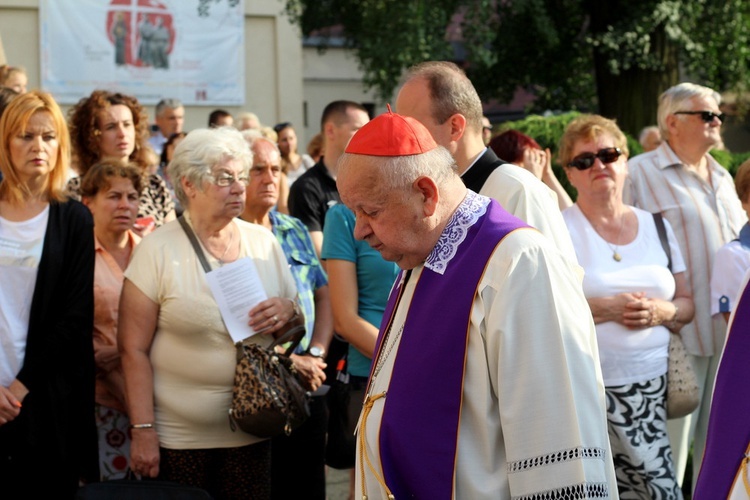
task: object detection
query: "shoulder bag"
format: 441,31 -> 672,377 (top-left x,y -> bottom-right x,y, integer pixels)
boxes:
177,216 -> 311,437
653,212 -> 700,419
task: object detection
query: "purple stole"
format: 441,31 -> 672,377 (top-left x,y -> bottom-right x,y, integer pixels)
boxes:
694,277 -> 750,497
370,200 -> 527,499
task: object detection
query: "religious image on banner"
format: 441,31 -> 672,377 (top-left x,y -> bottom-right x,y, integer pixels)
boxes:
107,8 -> 174,69
40,0 -> 244,105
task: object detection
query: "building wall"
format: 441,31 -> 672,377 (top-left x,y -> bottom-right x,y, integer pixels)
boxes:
0,0 -> 394,147
0,0 -> 306,135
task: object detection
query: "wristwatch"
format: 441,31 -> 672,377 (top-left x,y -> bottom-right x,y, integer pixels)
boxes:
307,346 -> 326,359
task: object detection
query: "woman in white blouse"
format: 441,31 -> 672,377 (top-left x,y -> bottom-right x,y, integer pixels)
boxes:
559,114 -> 694,498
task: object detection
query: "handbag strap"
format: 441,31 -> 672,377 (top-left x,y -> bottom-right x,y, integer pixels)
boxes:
241,325 -> 306,357
652,212 -> 673,273
179,215 -> 305,354
178,215 -> 212,273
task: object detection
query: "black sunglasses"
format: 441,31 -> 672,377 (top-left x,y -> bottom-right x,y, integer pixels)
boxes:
567,147 -> 622,170
674,110 -> 725,123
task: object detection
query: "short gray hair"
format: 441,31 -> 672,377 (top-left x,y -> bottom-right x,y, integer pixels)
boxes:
338,146 -> 458,197
168,127 -> 253,207
657,83 -> 721,141
155,98 -> 183,117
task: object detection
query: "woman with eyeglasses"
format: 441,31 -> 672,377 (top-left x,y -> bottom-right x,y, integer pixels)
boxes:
559,114 -> 694,498
119,127 -> 301,498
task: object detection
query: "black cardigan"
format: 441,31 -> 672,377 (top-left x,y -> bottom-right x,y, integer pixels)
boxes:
0,199 -> 98,495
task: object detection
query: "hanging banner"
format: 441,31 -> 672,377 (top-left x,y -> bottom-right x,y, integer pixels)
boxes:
40,0 -> 245,105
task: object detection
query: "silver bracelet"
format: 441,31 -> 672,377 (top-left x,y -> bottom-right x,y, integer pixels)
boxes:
130,422 -> 155,430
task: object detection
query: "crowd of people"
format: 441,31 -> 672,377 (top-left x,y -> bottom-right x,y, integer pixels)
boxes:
0,60 -> 748,500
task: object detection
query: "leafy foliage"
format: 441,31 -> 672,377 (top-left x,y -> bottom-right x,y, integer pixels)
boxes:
283,0 -> 750,134
284,0 -> 460,101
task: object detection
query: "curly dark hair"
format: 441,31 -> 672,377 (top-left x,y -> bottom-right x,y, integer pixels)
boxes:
68,90 -> 151,176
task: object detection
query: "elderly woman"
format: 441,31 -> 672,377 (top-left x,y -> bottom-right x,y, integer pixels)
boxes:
81,161 -> 143,480
489,129 -> 572,210
119,127 -> 301,499
68,90 -> 175,232
560,114 -> 695,498
0,91 -> 97,496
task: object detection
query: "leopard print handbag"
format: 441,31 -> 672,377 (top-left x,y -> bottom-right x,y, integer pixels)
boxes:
228,325 -> 311,437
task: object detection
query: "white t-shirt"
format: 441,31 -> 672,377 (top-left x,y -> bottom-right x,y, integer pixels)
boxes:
563,205 -> 686,386
0,206 -> 49,386
710,239 -> 750,315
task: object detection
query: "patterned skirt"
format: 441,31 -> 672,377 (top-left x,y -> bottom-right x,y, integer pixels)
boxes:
95,404 -> 131,480
605,374 -> 682,499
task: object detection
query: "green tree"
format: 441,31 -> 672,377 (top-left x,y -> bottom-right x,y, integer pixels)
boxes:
283,0 -> 750,135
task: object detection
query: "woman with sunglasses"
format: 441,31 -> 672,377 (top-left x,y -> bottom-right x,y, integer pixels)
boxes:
559,114 -> 694,498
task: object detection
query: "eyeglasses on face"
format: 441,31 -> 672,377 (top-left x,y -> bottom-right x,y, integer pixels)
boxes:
674,110 -> 725,123
567,147 -> 622,170
210,172 -> 250,187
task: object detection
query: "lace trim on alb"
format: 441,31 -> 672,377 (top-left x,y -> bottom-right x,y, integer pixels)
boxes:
512,483 -> 609,500
424,191 -> 490,275
508,446 -> 605,473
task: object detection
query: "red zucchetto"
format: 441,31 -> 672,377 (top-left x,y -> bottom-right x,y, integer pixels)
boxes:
345,104 -> 437,157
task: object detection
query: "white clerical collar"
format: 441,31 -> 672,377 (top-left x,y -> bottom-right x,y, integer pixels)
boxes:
424,190 -> 490,275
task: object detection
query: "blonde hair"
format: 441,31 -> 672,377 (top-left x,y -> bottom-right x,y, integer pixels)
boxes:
0,90 -> 70,204
558,114 -> 629,168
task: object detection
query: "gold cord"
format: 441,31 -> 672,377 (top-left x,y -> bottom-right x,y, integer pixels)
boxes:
358,391 -> 394,500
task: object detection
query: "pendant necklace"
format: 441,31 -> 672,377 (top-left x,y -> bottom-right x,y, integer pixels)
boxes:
605,214 -> 625,262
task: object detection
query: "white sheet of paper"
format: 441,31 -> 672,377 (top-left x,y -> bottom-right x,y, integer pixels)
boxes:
205,257 -> 267,343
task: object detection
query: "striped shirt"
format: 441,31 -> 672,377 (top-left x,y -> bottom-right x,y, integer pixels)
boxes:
269,211 -> 328,352
624,142 -> 747,356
